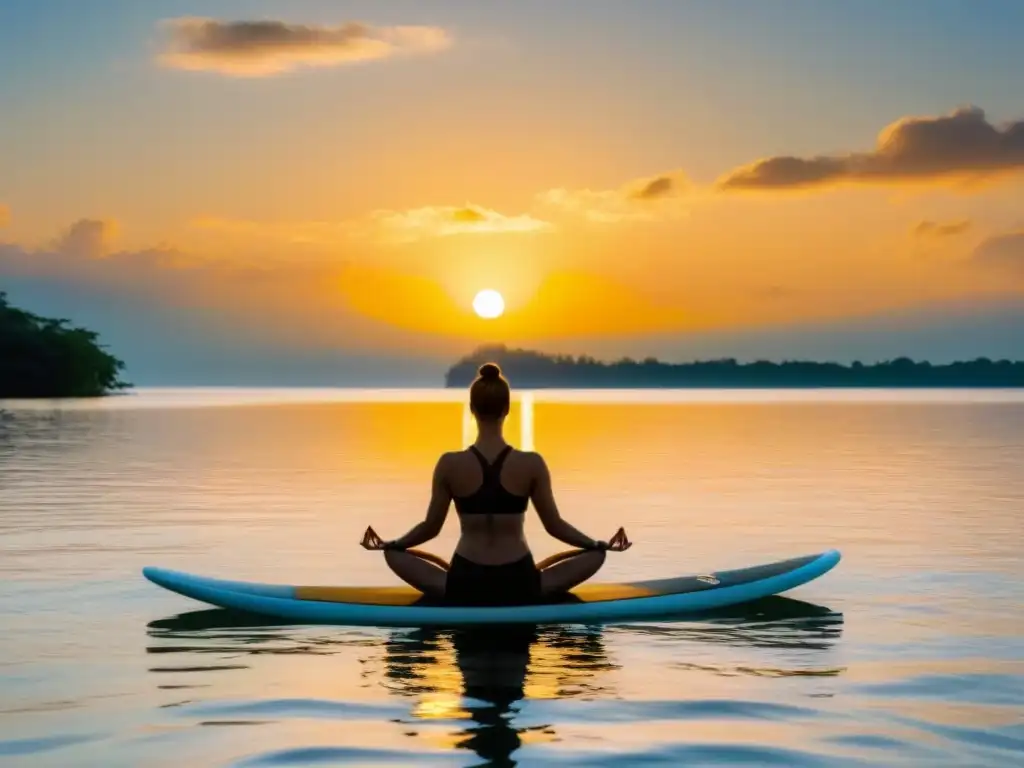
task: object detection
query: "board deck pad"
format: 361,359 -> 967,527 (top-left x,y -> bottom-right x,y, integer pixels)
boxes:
143,551 -> 839,627
291,554 -> 822,607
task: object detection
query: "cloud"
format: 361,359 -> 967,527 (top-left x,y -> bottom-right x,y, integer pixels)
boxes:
158,17 -> 451,76
618,296 -> 1024,366
53,218 -> 118,258
191,204 -> 550,246
0,222 -> 376,355
627,174 -> 679,201
358,205 -> 553,243
972,231 -> 1024,276
718,106 -> 1024,191
913,219 -> 972,238
539,171 -> 690,223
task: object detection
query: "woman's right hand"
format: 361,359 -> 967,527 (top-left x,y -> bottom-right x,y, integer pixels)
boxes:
360,526 -> 387,550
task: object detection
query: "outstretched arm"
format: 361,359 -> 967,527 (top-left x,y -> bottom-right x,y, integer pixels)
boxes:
529,454 -> 603,549
383,454 -> 452,550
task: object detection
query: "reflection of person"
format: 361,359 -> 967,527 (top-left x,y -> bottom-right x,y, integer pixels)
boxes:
381,625 -> 613,766
361,362 -> 631,606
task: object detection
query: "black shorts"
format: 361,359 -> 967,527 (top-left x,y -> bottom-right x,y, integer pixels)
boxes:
444,552 -> 543,607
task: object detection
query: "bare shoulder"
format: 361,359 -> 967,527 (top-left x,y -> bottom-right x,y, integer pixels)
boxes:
434,451 -> 461,476
436,450 -> 461,467
516,450 -> 549,474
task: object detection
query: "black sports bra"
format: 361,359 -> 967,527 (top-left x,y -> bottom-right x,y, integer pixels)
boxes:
452,445 -> 530,516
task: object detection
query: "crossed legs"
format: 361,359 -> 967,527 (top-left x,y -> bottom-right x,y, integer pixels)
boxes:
536,548 -> 606,596
383,548 -> 449,599
383,547 -> 607,601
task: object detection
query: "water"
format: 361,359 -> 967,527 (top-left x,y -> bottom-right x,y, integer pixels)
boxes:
1,388 -> 1022,767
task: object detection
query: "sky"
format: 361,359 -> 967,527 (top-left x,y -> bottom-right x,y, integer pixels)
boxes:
1,0 -> 1023,384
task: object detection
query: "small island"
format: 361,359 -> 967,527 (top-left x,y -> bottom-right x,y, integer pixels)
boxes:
0,291 -> 130,398
445,345 -> 1024,389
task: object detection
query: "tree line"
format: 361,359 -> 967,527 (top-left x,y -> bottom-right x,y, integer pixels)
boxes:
445,344 -> 1024,388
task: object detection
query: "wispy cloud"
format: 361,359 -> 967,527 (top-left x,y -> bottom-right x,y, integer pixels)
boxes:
972,231 -> 1024,277
192,205 -> 552,246
0,222 -> 361,350
158,17 -> 452,76
718,106 -> 1024,191
627,174 -> 681,201
538,171 -> 690,223
366,205 -> 553,242
52,218 -> 118,258
913,219 -> 972,238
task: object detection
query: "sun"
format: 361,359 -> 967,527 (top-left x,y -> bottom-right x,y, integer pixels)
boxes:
472,289 -> 505,319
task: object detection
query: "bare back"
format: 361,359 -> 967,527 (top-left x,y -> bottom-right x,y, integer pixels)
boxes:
444,446 -> 538,565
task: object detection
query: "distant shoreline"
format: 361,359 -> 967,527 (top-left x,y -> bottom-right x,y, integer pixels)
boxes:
444,345 -> 1024,389
451,383 -> 1024,390
4,387 -> 1024,415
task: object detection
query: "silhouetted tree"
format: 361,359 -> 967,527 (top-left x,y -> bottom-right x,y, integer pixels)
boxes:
0,291 -> 130,397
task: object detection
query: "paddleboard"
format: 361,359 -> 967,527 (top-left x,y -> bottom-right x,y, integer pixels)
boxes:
143,549 -> 840,627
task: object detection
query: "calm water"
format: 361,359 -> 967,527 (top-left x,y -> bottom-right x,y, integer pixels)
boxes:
1,388 -> 1022,767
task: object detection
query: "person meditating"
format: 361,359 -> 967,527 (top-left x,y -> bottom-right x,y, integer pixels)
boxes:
360,362 -> 631,606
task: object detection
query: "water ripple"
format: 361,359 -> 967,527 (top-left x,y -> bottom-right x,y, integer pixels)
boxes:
519,697 -> 829,724
179,697 -> 409,721
0,733 -> 98,758
524,743 -> 872,767
233,745 -> 457,767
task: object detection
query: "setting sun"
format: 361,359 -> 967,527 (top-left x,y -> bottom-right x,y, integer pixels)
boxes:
472,289 -> 505,319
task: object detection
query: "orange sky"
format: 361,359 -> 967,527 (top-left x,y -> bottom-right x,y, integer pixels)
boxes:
2,3 -> 1023,372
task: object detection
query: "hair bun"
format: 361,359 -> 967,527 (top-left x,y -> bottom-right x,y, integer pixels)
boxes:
478,362 -> 502,380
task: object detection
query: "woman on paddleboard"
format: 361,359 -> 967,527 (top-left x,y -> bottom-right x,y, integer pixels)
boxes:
361,361 -> 631,606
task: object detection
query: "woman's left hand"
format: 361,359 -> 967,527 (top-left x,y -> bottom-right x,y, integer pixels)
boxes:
360,526 -> 389,550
